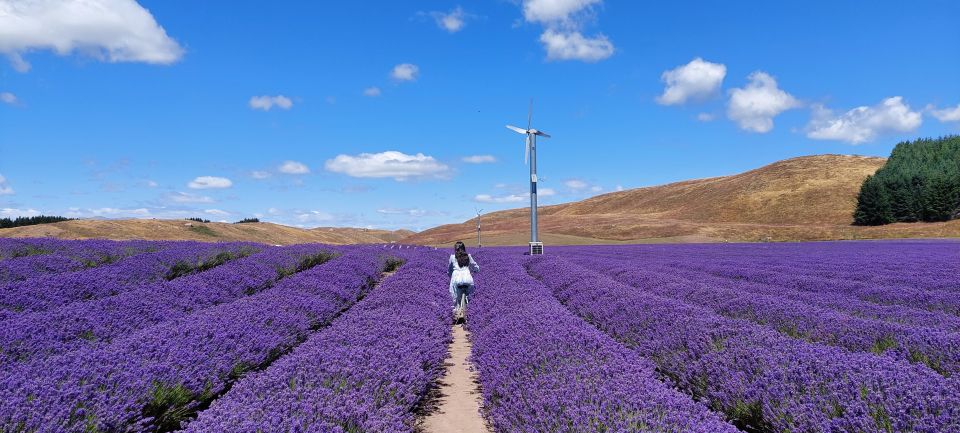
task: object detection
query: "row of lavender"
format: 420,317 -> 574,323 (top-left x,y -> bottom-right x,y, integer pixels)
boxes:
0,239 -> 160,283
467,250 -> 740,432
181,248 -> 451,432
528,252 -> 960,432
0,243 -> 338,367
0,240 -> 263,321
572,241 -> 960,314
0,244 -> 393,432
567,253 -> 960,377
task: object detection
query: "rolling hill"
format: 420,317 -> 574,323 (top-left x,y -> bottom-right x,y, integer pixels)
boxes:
0,219 -> 412,245
402,154 -> 960,246
3,154 -> 958,246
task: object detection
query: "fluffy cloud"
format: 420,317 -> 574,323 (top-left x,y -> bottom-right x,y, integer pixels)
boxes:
0,0 -> 183,72
278,160 -> 310,174
64,207 -> 151,218
251,171 -> 272,180
295,210 -> 334,224
928,103 -> 960,123
806,96 -> 922,144
474,193 -> 525,204
249,95 -> 293,111
657,58 -> 726,105
391,63 -> 419,81
462,155 -> 497,164
564,179 -> 588,189
475,188 -> 554,203
363,87 -> 382,97
521,0 -> 613,63
377,208 -> 429,217
727,71 -> 800,133
187,176 -> 232,189
0,174 -> 13,195
697,113 -> 715,122
0,92 -> 16,105
169,192 -> 214,204
204,209 -> 229,216
522,0 -> 601,24
0,207 -> 40,218
539,29 -> 613,62
324,151 -> 450,181
432,7 -> 467,32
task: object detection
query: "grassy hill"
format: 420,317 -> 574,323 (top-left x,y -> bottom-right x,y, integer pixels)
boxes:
402,154 -> 960,246
0,219 -> 413,245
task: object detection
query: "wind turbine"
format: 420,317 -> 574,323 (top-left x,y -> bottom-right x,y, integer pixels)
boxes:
506,100 -> 550,255
475,208 -> 483,248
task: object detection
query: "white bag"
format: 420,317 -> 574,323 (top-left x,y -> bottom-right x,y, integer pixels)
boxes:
451,265 -> 474,287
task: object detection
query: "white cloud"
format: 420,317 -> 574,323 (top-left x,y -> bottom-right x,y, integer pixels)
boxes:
432,7 -> 467,33
564,179 -> 588,189
324,151 -> 451,181
278,160 -> 310,174
522,0 -> 601,24
249,95 -> 293,111
145,180 -> 158,187
377,208 -> 428,217
363,87 -> 382,97
188,176 -> 232,189
462,155 -> 497,164
928,103 -> 960,123
169,192 -> 215,204
1,92 -> 17,105
1,207 -> 40,218
391,63 -> 419,81
474,193 -> 525,204
657,58 -> 726,105
204,209 -> 229,216
590,185 -> 602,192
0,0 -> 183,72
615,184 -> 624,192
806,96 -> 922,144
697,112 -> 715,122
539,187 -> 556,197
251,170 -> 272,180
539,29 -> 613,62
0,174 -> 13,195
295,210 -> 334,224
69,207 -> 151,217
727,71 -> 800,133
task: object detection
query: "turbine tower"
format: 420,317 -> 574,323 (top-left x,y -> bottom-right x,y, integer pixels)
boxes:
475,208 -> 483,248
506,100 -> 550,255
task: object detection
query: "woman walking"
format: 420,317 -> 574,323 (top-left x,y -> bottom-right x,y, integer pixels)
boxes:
448,241 -> 479,322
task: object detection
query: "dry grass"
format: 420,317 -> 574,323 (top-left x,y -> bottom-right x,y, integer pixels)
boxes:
0,219 -> 412,245
403,155 -> 960,246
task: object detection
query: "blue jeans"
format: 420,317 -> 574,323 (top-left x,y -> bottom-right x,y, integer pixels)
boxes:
452,283 -> 472,308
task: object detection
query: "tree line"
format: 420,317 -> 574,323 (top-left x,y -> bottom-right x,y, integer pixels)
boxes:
854,135 -> 960,225
0,215 -> 74,229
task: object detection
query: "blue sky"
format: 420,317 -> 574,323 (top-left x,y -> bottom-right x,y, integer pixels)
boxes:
1,0 -> 958,230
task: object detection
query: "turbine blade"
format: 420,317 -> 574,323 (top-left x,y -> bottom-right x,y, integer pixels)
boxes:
534,130 -> 551,138
525,135 -> 530,165
527,98 -> 533,130
506,125 -> 527,134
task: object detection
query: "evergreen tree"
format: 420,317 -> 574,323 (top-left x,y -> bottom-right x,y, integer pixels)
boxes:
853,135 -> 960,225
854,176 -> 894,226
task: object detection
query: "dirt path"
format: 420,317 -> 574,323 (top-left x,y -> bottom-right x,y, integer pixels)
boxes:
420,324 -> 491,433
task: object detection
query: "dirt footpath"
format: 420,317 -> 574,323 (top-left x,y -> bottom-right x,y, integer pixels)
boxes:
420,325 -> 491,433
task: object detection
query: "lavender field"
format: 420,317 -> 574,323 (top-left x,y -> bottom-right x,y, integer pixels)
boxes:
0,238 -> 958,432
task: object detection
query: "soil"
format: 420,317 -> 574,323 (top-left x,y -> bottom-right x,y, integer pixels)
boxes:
420,324 -> 491,433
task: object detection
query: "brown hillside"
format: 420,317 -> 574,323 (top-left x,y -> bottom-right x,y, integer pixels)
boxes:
403,154 -> 960,246
0,219 -> 413,245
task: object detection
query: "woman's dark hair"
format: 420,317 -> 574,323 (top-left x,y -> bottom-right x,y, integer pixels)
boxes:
454,241 -> 470,268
